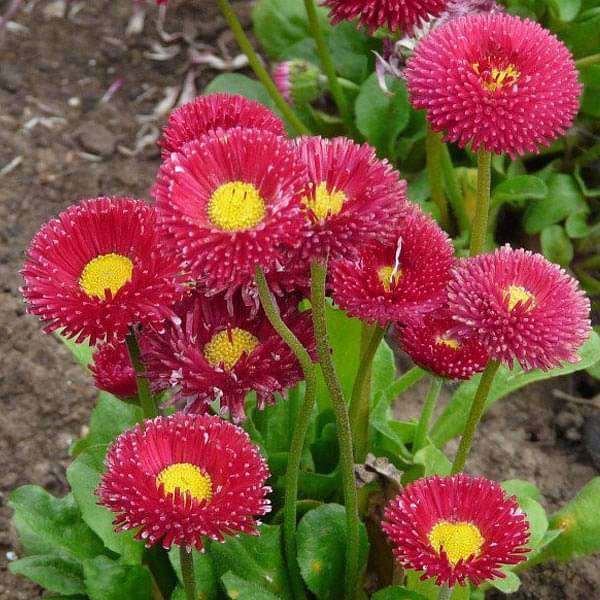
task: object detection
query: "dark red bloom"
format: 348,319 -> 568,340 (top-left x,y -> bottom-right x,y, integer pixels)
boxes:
330,206 -> 454,326
142,292 -> 314,421
154,128 -> 308,297
322,0 -> 448,34
159,94 -> 286,157
97,413 -> 271,551
382,475 -> 530,587
90,342 -> 138,399
406,13 -> 581,156
21,197 -> 184,345
296,136 -> 408,261
447,246 -> 591,370
394,309 -> 489,379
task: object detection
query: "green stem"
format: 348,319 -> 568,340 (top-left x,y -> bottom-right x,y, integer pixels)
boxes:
575,53 -> 600,68
413,377 -> 443,453
437,583 -> 452,600
125,330 -> 158,419
303,0 -> 352,129
255,267 -> 315,600
439,143 -> 470,233
350,324 -> 385,462
179,548 -> 196,600
310,258 -> 360,600
450,360 -> 500,474
426,127 -> 450,230
215,0 -> 310,136
383,366 -> 428,401
469,149 -> 492,256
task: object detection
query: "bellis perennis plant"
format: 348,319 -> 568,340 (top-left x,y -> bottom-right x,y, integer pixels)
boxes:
9,1 -> 600,599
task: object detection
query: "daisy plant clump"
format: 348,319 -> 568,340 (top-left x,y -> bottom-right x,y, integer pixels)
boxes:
8,0 -> 600,599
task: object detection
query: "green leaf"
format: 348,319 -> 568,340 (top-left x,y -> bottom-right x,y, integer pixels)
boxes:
327,21 -> 374,83
548,0 -> 581,21
501,480 -> 542,503
67,447 -> 143,562
204,74 -> 275,110
492,175 -> 548,208
83,556 -> 152,600
372,586 -> 429,600
540,224 -> 574,266
565,211 -> 592,238
520,497 -> 548,548
222,572 -> 281,599
405,570 -> 470,599
544,478 -> 600,561
523,174 -> 587,234
491,570 -> 521,593
55,331 -> 94,371
209,525 -> 291,597
430,332 -> 600,446
297,503 -> 369,600
407,445 -> 451,481
169,547 -> 218,600
355,73 -> 410,157
9,486 -> 104,560
371,338 -> 397,404
9,555 -> 85,596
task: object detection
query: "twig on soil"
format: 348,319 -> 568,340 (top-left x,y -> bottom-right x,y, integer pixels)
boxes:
0,156 -> 23,178
553,389 -> 600,409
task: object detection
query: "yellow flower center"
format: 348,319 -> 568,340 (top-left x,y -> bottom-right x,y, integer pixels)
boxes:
79,253 -> 133,300
207,181 -> 266,232
156,463 -> 212,502
504,285 -> 536,312
435,336 -> 460,350
303,182 -> 346,221
428,521 -> 484,565
472,62 -> 520,92
204,328 -> 260,371
377,265 -> 402,292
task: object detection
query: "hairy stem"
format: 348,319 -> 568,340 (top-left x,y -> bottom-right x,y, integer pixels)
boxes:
350,324 -> 385,462
437,583 -> 452,600
469,149 -> 492,256
255,266 -> 315,600
311,258 -> 360,600
426,127 -> 450,229
179,548 -> 196,600
413,377 -> 443,453
575,53 -> 600,68
450,360 -> 500,474
215,0 -> 310,136
126,330 -> 158,420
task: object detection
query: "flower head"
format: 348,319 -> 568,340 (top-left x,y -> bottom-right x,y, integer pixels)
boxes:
97,413 -> 271,551
322,0 -> 448,34
394,310 -> 488,379
382,474 -> 530,587
406,13 -> 581,156
159,94 -> 286,156
90,342 -> 138,399
330,206 -> 454,326
447,246 -> 591,370
296,136 -> 407,261
154,128 -> 308,296
21,197 -> 184,345
142,292 -> 313,421
272,60 -> 323,106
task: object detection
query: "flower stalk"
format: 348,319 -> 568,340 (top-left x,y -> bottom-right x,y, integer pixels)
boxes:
179,548 -> 196,600
469,149 -> 492,256
125,329 -> 158,420
413,376 -> 443,453
426,127 -> 450,229
310,258 -> 360,600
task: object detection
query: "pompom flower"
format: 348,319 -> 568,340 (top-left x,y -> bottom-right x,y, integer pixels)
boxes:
97,413 -> 271,551
142,292 -> 314,421
330,207 -> 454,326
405,13 -> 581,156
394,310 -> 489,379
447,246 -> 591,370
159,94 -> 286,156
296,136 -> 407,261
322,0 -> 448,34
154,128 -> 308,296
90,342 -> 138,399
21,197 -> 184,345
382,474 -> 530,587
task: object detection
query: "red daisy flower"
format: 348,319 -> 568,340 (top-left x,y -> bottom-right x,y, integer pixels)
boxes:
159,94 -> 286,157
330,206 -> 454,326
142,291 -> 314,421
447,246 -> 591,371
97,413 -> 271,551
21,197 -> 184,345
393,309 -> 489,379
382,474 -> 530,587
405,13 -> 581,156
322,0 -> 448,34
90,342 -> 138,399
154,128 -> 308,296
296,136 -> 407,261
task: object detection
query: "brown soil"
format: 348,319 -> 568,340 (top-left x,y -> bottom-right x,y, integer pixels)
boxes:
0,1 -> 598,599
